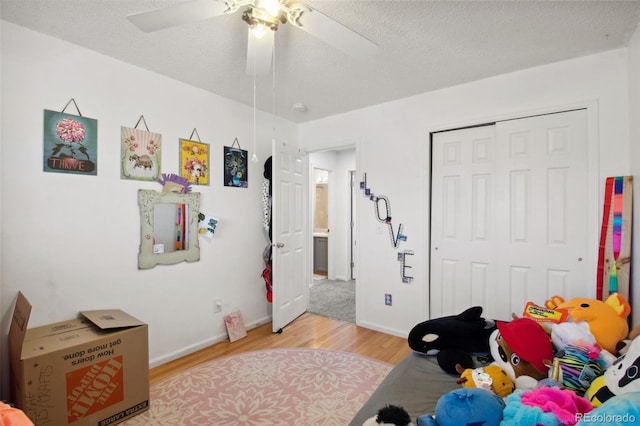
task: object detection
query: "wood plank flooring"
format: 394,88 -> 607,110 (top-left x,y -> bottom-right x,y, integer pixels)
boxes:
149,313 -> 412,384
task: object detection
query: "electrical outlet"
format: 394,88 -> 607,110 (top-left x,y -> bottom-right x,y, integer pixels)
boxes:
385,294 -> 392,306
214,299 -> 223,313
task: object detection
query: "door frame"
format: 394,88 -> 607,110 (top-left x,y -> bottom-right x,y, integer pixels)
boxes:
312,166 -> 331,277
424,100 -> 600,320
350,170 -> 357,280
306,144 -> 360,316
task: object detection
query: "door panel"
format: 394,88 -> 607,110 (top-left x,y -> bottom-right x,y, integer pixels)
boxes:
272,140 -> 308,333
430,125 -> 497,318
430,110 -> 588,321
494,110 -> 588,320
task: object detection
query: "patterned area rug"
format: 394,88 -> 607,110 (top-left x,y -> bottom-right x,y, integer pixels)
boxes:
123,348 -> 391,426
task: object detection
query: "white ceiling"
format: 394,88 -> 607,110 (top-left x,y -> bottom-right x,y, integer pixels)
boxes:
2,0 -> 640,123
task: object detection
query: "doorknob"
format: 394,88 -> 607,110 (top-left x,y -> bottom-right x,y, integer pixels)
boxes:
274,242 -> 285,248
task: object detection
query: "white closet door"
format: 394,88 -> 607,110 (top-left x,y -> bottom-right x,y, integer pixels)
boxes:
430,125 -> 498,318
430,109 -> 589,321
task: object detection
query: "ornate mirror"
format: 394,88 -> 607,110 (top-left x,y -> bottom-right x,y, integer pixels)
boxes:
138,189 -> 201,269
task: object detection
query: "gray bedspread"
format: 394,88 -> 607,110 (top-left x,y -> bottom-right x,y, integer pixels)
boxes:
349,352 -> 461,425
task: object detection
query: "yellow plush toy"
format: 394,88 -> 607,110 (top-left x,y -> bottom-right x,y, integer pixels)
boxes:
456,364 -> 515,397
545,293 -> 631,356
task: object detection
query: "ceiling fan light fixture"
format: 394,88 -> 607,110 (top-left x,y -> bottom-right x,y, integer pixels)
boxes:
259,0 -> 282,18
243,7 -> 280,35
250,22 -> 267,38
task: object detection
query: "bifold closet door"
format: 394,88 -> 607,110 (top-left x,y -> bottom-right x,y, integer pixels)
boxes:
430,109 -> 589,321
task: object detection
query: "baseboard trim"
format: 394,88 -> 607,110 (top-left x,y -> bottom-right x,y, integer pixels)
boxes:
357,320 -> 409,340
149,315 -> 272,368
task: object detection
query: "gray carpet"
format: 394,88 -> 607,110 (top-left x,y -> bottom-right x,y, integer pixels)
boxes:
308,279 -> 355,324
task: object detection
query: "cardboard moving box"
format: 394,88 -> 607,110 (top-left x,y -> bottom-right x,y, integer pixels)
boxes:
9,292 -> 150,426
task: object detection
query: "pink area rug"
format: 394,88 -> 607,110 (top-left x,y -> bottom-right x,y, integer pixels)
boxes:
122,348 -> 392,426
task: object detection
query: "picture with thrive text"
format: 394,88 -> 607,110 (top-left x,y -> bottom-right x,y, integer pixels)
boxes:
43,110 -> 98,175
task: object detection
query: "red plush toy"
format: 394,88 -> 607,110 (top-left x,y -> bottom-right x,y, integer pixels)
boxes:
490,318 -> 553,389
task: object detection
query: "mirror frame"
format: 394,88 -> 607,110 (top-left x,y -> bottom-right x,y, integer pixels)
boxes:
138,189 -> 201,269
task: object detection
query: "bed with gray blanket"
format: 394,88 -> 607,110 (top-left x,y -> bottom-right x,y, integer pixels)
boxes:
349,352 -> 461,425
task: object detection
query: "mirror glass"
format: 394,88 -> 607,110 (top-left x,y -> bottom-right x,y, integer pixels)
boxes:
138,189 -> 200,269
152,203 -> 189,253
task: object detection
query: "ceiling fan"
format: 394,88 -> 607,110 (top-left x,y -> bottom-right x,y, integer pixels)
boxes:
127,0 -> 378,75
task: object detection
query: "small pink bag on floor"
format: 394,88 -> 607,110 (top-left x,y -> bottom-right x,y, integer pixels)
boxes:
225,309 -> 247,342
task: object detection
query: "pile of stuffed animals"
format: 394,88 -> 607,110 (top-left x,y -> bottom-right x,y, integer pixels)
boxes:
364,293 -> 640,426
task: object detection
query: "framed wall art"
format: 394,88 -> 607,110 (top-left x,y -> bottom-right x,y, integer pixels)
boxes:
223,138 -> 248,188
121,115 -> 162,181
180,129 -> 209,186
43,99 -> 98,175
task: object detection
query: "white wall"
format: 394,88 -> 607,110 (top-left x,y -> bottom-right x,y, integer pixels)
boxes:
0,22 -> 297,399
628,21 -> 640,329
299,48 -> 634,337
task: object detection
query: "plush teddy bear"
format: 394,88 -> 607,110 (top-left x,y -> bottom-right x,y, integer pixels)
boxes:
416,388 -> 505,426
545,293 -> 631,356
490,318 -> 553,389
408,306 -> 497,374
455,364 -> 515,397
585,335 -> 640,407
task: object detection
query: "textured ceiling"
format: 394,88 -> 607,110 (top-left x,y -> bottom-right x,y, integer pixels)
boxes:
2,0 -> 640,123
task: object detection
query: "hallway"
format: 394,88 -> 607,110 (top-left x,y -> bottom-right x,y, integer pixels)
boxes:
308,277 -> 355,324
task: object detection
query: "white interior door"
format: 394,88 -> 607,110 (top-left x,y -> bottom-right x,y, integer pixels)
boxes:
272,139 -> 309,333
430,109 -> 589,321
430,125 -> 498,318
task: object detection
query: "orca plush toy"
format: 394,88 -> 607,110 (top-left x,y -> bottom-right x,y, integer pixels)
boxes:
408,306 -> 497,374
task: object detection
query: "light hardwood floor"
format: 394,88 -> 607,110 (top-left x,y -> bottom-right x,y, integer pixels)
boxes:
149,312 -> 412,384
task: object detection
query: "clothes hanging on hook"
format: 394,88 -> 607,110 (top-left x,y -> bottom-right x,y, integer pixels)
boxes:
262,156 -> 273,241
261,156 -> 273,303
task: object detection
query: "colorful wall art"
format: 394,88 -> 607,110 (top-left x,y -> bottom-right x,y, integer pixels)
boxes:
180,139 -> 209,186
121,125 -> 162,181
43,110 -> 98,175
224,145 -> 248,188
597,176 -> 633,302
360,173 -> 413,283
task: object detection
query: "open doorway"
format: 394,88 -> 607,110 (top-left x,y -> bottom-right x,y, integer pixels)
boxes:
313,169 -> 329,278
307,148 -> 356,324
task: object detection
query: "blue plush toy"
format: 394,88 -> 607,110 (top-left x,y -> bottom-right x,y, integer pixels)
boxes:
500,390 -> 563,426
577,392 -> 640,425
416,388 -> 505,426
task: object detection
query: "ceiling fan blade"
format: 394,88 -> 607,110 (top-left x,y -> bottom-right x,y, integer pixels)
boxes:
246,29 -> 274,75
127,0 -> 239,32
286,4 -> 378,56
